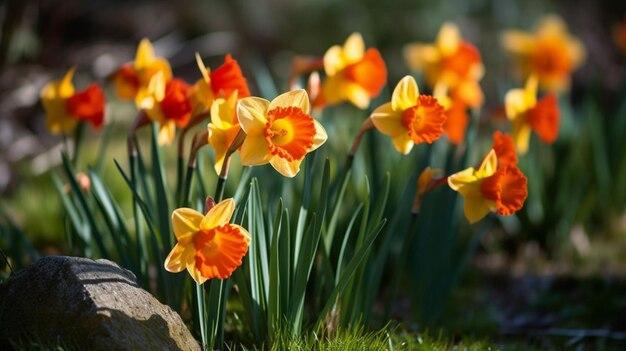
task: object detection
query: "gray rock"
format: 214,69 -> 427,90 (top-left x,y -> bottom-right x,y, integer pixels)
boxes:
0,256 -> 201,351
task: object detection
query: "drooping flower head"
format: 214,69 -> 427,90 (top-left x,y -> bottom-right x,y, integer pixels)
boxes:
317,33 -> 387,109
237,89 -> 327,177
164,198 -> 250,284
505,75 -> 560,153
41,68 -> 105,134
501,15 -> 585,91
208,91 -> 242,174
191,54 -> 250,114
113,38 -> 172,106
448,149 -> 528,223
404,23 -> 484,108
141,72 -> 193,144
370,76 -> 447,154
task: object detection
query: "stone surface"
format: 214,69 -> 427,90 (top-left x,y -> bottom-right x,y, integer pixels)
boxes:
0,256 -> 200,350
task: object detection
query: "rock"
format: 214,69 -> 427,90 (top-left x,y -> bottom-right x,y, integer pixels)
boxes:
0,256 -> 201,351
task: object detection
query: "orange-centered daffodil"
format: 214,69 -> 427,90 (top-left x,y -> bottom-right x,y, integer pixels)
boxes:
141,72 -> 193,145
318,32 -> 387,109
113,38 -> 172,106
208,91 -> 242,174
191,54 -> 250,114
237,89 -> 327,177
448,149 -> 528,223
505,75 -> 560,154
404,23 -> 484,108
164,198 -> 250,284
370,76 -> 447,154
41,68 -> 105,134
433,82 -> 470,145
501,15 -> 585,91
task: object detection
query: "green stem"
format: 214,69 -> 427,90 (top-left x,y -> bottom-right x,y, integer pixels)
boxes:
195,283 -> 208,349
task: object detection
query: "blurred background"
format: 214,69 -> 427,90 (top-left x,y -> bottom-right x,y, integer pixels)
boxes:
2,0 -> 626,348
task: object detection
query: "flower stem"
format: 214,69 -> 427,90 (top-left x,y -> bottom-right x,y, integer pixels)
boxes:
345,118 -> 375,169
180,130 -> 208,207
214,129 -> 247,202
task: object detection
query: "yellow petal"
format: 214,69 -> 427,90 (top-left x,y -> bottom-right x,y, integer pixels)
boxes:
240,135 -> 271,166
391,133 -> 414,155
448,167 -> 478,191
524,75 -> 538,103
537,15 -> 567,38
157,121 -> 176,145
164,243 -> 194,273
391,75 -> 419,111
269,89 -> 310,114
568,37 -> 586,69
505,88 -> 530,121
59,67 -> 76,98
433,82 -> 452,110
269,156 -> 302,178
135,38 -> 155,69
237,97 -> 269,136
404,43 -> 440,71
345,83 -> 371,109
463,194 -> 493,223
323,45 -> 345,76
476,149 -> 498,178
512,119 -> 532,154
437,23 -> 461,57
201,198 -> 235,230
187,263 -> 208,285
195,52 -> 211,82
370,102 -> 405,137
500,30 -> 536,55
343,32 -> 365,65
310,120 -> 328,151
210,92 -> 238,130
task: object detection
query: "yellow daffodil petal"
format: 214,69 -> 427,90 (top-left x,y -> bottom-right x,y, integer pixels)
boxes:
211,92 -> 238,130
391,133 -> 414,155
310,120 -> 328,151
164,243 -> 194,273
269,156 -> 302,178
537,15 -> 567,37
404,43 -> 440,71
500,30 -> 536,55
268,89 -> 310,114
172,208 -> 204,239
463,194 -> 494,224
447,167 -> 477,192
391,75 -> 419,111
437,23 -> 461,57
343,32 -> 365,65
505,89 -> 530,121
187,262 -> 208,285
512,120 -> 532,154
195,52 -> 211,82
371,102 -> 404,137
237,97 -> 269,136
59,68 -> 76,97
200,198 -> 235,230
240,135 -> 272,165
476,149 -> 498,178
208,124 -> 240,174
135,38 -> 155,69
345,83 -> 371,110
323,45 -> 344,77
157,121 -> 176,145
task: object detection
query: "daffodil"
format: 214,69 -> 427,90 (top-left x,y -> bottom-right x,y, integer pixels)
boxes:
448,149 -> 528,223
501,15 -> 585,91
41,68 -> 105,134
370,76 -> 447,154
208,91 -> 241,174
191,54 -> 250,114
318,33 -> 387,109
141,72 -> 193,145
164,198 -> 250,284
113,38 -> 172,106
237,89 -> 327,178
505,75 -> 560,153
404,23 -> 484,108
